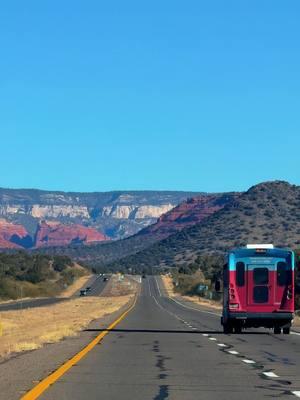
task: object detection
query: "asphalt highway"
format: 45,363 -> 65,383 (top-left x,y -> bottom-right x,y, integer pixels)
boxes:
0,274 -> 109,312
73,274 -> 110,297
36,276 -> 300,400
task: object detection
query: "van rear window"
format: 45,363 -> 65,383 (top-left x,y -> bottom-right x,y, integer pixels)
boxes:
277,262 -> 292,286
253,268 -> 269,285
236,262 -> 245,286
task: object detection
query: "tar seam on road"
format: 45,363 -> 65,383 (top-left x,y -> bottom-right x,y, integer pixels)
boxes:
20,295 -> 138,400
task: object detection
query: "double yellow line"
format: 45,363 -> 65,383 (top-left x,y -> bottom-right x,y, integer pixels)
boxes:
21,296 -> 137,400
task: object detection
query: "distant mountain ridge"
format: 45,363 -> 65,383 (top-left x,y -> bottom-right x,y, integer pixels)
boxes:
139,193 -> 239,240
0,187 -> 204,248
35,192 -> 238,265
107,181 -> 300,270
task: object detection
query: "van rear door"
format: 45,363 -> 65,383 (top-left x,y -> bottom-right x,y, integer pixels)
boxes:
247,265 -> 275,306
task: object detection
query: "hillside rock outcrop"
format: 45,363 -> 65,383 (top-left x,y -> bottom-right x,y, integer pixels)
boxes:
0,219 -> 32,248
35,221 -> 108,248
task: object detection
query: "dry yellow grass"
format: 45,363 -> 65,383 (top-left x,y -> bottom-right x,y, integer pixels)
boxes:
0,275 -> 137,359
180,294 -> 222,310
161,275 -> 221,310
161,275 -> 175,297
293,316 -> 300,327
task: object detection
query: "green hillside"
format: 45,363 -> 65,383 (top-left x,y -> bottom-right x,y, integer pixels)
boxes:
107,181 -> 300,271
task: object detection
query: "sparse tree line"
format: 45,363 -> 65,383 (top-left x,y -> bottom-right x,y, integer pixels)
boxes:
0,251 -> 86,300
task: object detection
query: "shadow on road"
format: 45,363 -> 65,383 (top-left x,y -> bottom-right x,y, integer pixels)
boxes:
84,328 -> 269,335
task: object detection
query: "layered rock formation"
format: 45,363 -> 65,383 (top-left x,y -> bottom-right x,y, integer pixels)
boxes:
0,219 -> 107,249
39,193 -> 239,266
0,219 -> 32,248
35,221 -> 107,248
0,188 -> 201,240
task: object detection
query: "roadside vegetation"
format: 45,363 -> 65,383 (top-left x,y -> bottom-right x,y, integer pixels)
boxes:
0,251 -> 87,300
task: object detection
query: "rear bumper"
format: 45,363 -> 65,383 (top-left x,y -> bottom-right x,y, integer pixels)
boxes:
223,312 -> 293,328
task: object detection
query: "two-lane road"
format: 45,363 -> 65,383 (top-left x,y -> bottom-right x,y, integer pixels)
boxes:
34,276 -> 300,399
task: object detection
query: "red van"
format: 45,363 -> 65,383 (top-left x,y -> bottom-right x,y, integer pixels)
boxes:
221,245 -> 294,334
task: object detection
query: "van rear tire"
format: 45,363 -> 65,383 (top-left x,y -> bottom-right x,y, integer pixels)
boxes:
283,327 -> 290,334
223,323 -> 233,334
234,325 -> 242,334
274,326 -> 281,334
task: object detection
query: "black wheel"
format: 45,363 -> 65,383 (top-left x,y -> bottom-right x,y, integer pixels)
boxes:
223,323 -> 233,334
274,326 -> 281,334
234,325 -> 242,334
283,327 -> 290,334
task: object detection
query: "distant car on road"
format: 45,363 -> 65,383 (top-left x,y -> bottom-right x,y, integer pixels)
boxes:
80,289 -> 87,296
86,286 -> 91,292
103,277 -> 108,282
142,274 -> 146,279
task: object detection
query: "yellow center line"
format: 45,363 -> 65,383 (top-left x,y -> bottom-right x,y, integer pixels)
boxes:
21,296 -> 137,400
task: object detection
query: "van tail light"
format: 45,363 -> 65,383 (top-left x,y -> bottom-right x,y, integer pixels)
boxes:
229,303 -> 239,309
287,287 -> 293,300
229,287 -> 236,300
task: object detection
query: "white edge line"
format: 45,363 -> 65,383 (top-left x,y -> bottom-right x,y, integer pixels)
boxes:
168,296 -> 221,317
291,331 -> 300,336
154,276 -> 162,297
148,278 -> 152,297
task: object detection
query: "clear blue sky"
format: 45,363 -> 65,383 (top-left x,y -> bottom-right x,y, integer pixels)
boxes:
0,1 -> 299,193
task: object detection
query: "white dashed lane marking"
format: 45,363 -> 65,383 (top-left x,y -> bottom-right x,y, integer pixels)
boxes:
242,359 -> 256,364
263,371 -> 279,378
153,279 -> 298,394
228,350 -> 239,355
